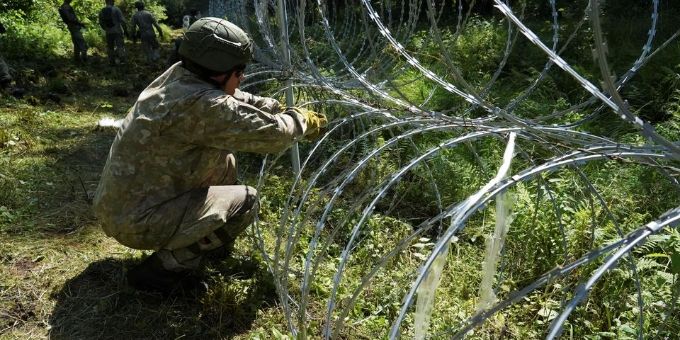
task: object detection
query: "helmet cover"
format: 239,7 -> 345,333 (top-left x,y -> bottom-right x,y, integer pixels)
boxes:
178,17 -> 253,74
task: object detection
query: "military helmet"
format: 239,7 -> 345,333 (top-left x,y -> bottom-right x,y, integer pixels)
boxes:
178,17 -> 253,74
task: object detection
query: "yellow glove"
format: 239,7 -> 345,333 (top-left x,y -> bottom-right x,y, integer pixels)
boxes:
293,107 -> 328,140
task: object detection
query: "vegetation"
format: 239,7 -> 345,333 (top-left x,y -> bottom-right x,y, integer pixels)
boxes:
1,1 -> 679,339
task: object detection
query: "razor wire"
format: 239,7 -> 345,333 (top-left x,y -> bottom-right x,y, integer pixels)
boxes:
207,0 -> 680,338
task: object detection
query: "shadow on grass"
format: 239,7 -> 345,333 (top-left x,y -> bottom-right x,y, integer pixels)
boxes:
48,256 -> 278,339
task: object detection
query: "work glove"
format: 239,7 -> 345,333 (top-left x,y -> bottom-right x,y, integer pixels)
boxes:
291,107 -> 328,140
274,100 -> 286,112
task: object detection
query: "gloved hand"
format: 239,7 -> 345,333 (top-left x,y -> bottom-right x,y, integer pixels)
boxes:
291,107 -> 328,140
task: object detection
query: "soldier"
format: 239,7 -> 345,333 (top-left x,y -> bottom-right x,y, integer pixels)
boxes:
58,0 -> 88,63
182,9 -> 200,31
93,18 -> 327,293
98,0 -> 128,65
0,57 -> 9,89
131,1 -> 163,63
0,22 -> 11,89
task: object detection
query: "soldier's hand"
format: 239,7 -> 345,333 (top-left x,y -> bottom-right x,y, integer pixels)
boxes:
292,107 -> 328,140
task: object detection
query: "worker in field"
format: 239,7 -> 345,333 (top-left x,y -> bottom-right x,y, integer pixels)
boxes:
98,0 -> 128,65
131,1 -> 163,63
93,17 -> 327,294
58,0 -> 89,64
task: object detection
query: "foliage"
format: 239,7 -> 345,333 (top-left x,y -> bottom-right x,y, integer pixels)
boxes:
0,0 -> 170,60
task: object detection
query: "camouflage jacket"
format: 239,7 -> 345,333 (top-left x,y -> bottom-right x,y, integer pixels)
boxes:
93,62 -> 307,244
131,10 -> 161,37
98,5 -> 127,35
58,3 -> 83,29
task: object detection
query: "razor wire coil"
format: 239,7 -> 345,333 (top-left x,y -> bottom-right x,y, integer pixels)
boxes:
208,0 -> 680,338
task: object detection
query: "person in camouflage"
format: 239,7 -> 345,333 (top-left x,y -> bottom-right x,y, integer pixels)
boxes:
93,17 -> 327,293
98,0 -> 128,65
182,9 -> 200,31
58,0 -> 88,63
131,1 -> 163,63
0,22 -> 11,89
0,56 -> 9,89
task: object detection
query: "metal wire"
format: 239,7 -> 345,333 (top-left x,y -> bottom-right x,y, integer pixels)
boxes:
208,0 -> 680,338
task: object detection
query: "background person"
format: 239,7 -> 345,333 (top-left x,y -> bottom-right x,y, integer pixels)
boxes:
58,0 -> 88,63
131,1 -> 163,62
182,9 -> 201,30
98,0 -> 128,65
0,22 -> 11,89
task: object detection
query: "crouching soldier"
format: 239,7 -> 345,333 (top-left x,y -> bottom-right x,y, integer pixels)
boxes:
93,18 -> 327,294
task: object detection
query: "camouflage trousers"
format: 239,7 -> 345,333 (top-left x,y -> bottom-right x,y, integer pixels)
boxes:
155,184 -> 259,270
105,32 -> 126,65
140,30 -> 160,62
68,26 -> 88,62
116,155 -> 258,270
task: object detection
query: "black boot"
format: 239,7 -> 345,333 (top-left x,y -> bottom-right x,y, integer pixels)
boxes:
202,240 -> 236,265
127,253 -> 206,296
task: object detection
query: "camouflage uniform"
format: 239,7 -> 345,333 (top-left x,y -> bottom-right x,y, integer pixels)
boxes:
0,57 -> 9,88
98,4 -> 127,65
58,2 -> 88,62
131,9 -> 162,62
182,13 -> 200,31
0,23 -> 10,87
94,62 -> 308,269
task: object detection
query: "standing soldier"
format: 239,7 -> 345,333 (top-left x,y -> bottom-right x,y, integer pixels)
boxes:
131,1 -> 163,63
0,22 -> 11,89
98,0 -> 128,66
58,0 -> 88,64
182,9 -> 200,31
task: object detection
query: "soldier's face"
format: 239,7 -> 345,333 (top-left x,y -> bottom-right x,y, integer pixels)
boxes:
222,70 -> 244,96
